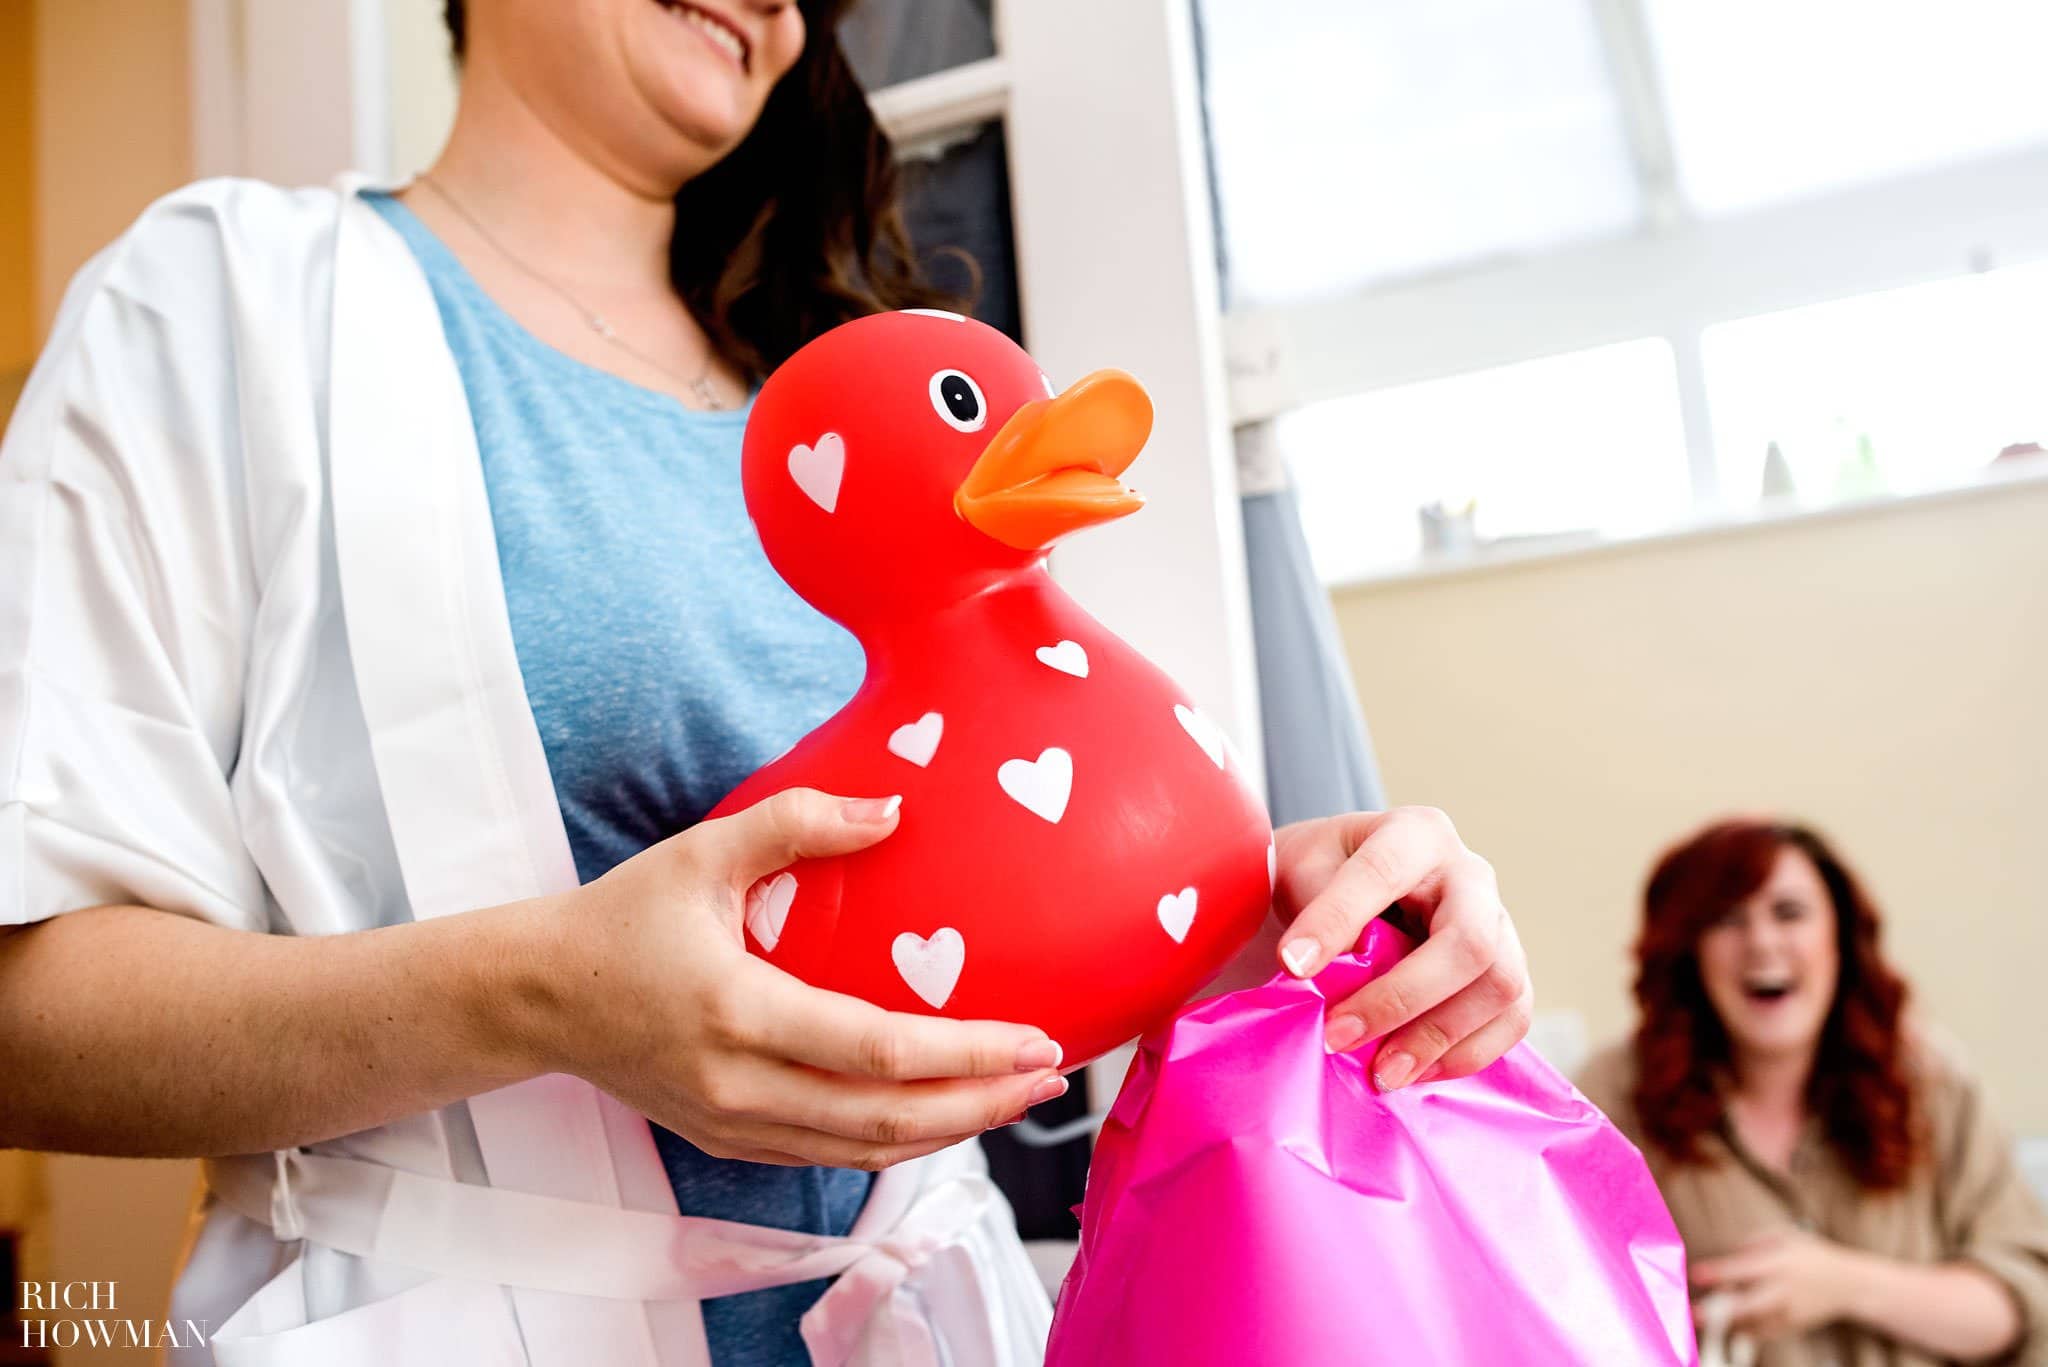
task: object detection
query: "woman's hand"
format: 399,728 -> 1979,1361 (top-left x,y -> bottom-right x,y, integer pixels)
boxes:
535,788 -> 1066,1171
1698,1230 -> 2024,1359
1691,1230 -> 1865,1341
1271,807 -> 1531,1090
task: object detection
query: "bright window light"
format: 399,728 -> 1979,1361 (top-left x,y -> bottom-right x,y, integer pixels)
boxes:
1643,0 -> 2048,216
1705,261 -> 2048,505
1198,0 -> 1641,307
1277,340 -> 1690,582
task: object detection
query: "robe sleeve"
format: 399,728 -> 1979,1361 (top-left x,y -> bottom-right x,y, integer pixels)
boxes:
0,190 -> 267,933
1929,1044 -> 2048,1364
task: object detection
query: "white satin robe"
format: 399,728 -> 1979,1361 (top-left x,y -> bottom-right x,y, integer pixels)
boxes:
0,174 -> 1051,1367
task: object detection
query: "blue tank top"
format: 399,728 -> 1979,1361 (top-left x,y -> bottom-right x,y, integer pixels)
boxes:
367,192 -> 873,1367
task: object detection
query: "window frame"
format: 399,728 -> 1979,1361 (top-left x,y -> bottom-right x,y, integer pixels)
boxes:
1216,0 -> 2048,518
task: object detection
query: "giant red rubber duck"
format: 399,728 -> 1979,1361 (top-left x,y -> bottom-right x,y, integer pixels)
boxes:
707,310 -> 1273,1066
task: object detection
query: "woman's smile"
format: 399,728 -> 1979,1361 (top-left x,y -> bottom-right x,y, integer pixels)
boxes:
1739,971 -> 1796,1005
657,0 -> 753,75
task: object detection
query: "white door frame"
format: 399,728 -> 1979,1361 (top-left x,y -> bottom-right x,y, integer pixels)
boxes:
998,0 -> 1264,794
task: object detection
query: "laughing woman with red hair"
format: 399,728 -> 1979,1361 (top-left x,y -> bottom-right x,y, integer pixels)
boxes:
1578,819 -> 2048,1366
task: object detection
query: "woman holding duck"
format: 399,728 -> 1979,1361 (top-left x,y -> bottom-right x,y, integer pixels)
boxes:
0,1 -> 1532,1362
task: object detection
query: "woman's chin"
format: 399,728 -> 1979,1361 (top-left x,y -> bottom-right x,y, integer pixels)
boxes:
653,85 -> 761,158
1725,1010 -> 1824,1061
614,54 -> 759,163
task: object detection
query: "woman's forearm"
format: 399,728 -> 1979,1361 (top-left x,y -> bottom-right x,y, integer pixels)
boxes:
0,901 -> 568,1157
1842,1250 -> 2022,1362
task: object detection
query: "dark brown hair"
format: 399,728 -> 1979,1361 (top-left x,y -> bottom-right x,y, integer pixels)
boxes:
442,0 -> 963,379
1629,818 -> 1919,1189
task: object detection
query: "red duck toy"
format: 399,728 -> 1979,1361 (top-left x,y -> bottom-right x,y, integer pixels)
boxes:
707,310 -> 1273,1066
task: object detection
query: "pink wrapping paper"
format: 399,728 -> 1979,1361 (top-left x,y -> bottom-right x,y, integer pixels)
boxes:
1046,921 -> 1697,1366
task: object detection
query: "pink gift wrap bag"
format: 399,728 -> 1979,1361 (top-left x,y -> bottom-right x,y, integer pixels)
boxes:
1045,922 -> 1698,1366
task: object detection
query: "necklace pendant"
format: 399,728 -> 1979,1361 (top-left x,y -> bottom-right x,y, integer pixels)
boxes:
590,315 -> 616,340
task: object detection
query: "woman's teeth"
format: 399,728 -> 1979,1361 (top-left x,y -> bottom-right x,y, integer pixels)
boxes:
672,3 -> 748,70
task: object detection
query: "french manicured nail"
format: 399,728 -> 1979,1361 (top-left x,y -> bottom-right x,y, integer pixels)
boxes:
1280,938 -> 1319,977
1374,1049 -> 1417,1091
1015,1039 -> 1063,1073
843,794 -> 901,823
1323,1014 -> 1366,1053
1028,1074 -> 1069,1106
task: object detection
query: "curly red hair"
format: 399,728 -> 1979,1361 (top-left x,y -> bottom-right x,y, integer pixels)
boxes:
1629,819 -> 1919,1189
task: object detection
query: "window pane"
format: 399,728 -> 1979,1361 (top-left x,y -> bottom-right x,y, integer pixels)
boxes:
897,120 -> 1023,343
1644,0 -> 2048,217
837,0 -> 994,92
1277,340 -> 1689,581
1705,262 -> 2048,505
1198,0 -> 1641,307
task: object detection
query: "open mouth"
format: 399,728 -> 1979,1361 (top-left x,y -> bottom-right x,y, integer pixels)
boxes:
656,0 -> 751,73
1741,978 -> 1795,1004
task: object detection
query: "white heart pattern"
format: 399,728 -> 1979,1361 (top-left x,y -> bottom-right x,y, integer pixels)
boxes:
745,871 -> 798,953
788,432 -> 845,513
1267,840 -> 1278,892
893,928 -> 965,1009
997,747 -> 1073,824
1157,886 -> 1198,944
887,712 -> 944,767
1034,640 -> 1089,678
1174,703 -> 1228,770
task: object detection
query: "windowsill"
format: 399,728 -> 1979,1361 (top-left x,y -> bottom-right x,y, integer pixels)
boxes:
1323,450 -> 2048,594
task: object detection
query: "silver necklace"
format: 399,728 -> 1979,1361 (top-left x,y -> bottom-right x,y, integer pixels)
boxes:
413,171 -> 730,411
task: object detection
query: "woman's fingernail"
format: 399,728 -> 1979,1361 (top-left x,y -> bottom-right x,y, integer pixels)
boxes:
1028,1074 -> 1069,1107
1280,938 -> 1319,977
1323,1014 -> 1366,1053
1374,1050 -> 1417,1091
842,794 -> 902,824
1015,1039 -> 1063,1073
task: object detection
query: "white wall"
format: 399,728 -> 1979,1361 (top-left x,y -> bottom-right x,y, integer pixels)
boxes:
1332,475 -> 2048,1134
32,0 -> 191,333
383,0 -> 457,179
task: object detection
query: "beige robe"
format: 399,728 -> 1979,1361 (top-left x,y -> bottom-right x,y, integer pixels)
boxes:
1578,1037 -> 2048,1366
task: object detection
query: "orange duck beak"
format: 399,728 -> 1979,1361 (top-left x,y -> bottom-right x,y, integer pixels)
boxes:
954,369 -> 1151,551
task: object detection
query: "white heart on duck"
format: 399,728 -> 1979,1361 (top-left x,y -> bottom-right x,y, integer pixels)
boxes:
744,871 -> 798,953
1267,840 -> 1278,892
1157,886 -> 1198,944
887,712 -> 944,767
997,747 -> 1073,824
788,433 -> 845,513
1034,640 -> 1089,678
1174,704 -> 1228,770
892,927 -> 965,1009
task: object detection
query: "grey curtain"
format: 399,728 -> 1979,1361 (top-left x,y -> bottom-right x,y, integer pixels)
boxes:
1236,421 -> 1387,823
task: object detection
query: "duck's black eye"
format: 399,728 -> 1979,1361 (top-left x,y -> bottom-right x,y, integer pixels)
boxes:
929,369 -> 987,433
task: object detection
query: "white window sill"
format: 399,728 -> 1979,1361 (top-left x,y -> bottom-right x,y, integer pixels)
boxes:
1323,450 -> 2048,594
